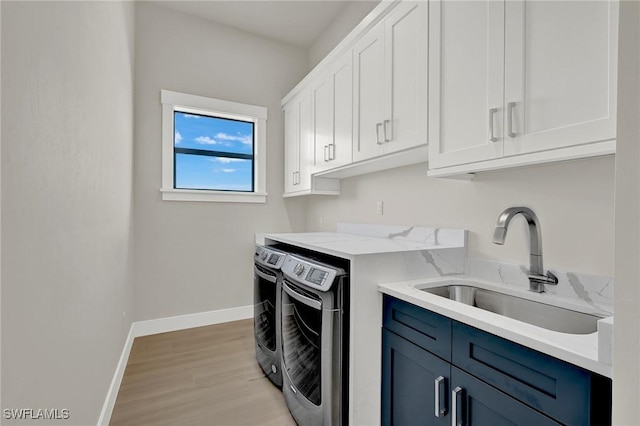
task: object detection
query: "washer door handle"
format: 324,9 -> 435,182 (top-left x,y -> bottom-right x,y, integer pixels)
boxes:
283,281 -> 322,310
254,265 -> 276,283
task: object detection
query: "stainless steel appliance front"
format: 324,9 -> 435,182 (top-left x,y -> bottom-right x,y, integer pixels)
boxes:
253,245 -> 286,387
280,253 -> 348,425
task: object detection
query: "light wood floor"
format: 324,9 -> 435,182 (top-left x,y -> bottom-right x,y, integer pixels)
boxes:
110,319 -> 295,426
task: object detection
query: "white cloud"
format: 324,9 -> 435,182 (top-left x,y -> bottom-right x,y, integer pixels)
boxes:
215,132 -> 252,145
195,136 -> 216,145
221,168 -> 236,173
175,131 -> 183,144
181,113 -> 200,119
211,157 -> 245,164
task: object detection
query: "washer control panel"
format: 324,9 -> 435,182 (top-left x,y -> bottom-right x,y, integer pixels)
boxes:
254,245 -> 285,269
293,263 -> 305,276
281,254 -> 345,292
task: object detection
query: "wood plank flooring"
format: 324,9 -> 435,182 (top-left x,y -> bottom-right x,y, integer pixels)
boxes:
110,319 -> 295,426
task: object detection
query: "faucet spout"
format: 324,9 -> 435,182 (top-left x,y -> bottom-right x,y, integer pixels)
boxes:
491,207 -> 557,292
491,226 -> 508,245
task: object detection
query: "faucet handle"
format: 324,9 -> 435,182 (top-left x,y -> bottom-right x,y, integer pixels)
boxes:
528,271 -> 558,286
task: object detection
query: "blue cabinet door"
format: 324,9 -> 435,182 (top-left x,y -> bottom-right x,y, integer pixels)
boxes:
451,367 -> 561,426
382,329 -> 450,426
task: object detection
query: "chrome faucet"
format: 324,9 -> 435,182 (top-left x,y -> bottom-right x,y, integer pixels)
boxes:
492,207 -> 558,293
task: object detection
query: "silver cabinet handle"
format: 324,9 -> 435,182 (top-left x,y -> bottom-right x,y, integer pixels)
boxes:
489,108 -> 498,142
435,376 -> 447,417
376,122 -> 384,145
507,102 -> 516,138
324,145 -> 330,162
452,386 -> 463,426
293,171 -> 300,185
383,119 -> 392,142
329,143 -> 335,161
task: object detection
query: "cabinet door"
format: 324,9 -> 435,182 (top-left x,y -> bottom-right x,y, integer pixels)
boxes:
382,329 -> 450,426
283,92 -> 312,194
283,102 -> 299,194
428,0 -> 505,169
297,93 -> 312,191
312,73 -> 333,172
353,22 -> 385,162
332,54 -> 353,168
503,0 -> 618,156
312,54 -> 353,173
451,367 -> 561,426
383,1 -> 428,154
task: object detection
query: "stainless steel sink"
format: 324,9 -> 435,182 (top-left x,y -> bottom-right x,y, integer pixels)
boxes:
419,284 -> 604,334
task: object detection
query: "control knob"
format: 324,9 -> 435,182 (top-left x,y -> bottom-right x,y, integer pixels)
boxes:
261,252 -> 268,261
293,263 -> 305,276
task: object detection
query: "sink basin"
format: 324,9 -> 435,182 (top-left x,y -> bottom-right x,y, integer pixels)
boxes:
418,284 -> 603,334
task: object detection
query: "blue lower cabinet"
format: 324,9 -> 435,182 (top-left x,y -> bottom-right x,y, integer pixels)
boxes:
450,367 -> 560,426
381,296 -> 612,426
382,329 -> 450,426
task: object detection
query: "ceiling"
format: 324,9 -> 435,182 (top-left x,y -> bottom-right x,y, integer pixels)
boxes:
158,1 -> 353,49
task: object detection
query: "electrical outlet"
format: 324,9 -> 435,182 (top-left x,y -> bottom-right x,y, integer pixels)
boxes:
376,201 -> 384,215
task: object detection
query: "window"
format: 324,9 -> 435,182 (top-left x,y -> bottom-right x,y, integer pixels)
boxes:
161,90 -> 267,203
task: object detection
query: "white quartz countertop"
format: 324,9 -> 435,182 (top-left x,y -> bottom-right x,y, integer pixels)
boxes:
380,276 -> 613,378
262,228 -> 465,259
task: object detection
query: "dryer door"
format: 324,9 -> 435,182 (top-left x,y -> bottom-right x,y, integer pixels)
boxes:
254,264 -> 278,351
281,280 -> 323,406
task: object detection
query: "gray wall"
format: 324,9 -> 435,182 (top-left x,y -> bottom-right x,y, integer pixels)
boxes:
1,1 -> 135,424
613,0 -> 640,422
133,3 -> 309,321
308,0 -> 380,69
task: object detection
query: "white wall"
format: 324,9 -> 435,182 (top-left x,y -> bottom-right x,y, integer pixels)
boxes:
307,157 -> 615,277
133,3 -> 309,321
613,1 -> 640,423
308,0 -> 380,69
1,2 -> 135,424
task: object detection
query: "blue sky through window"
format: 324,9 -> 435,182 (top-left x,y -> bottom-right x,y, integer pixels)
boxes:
174,112 -> 254,191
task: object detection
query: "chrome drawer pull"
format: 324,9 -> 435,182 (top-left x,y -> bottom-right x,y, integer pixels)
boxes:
435,376 -> 447,417
452,386 -> 463,426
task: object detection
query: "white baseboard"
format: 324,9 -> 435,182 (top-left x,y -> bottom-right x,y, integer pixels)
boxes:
131,305 -> 253,337
97,325 -> 135,426
97,305 -> 253,425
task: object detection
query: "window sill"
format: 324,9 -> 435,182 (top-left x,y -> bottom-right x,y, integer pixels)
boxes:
160,188 -> 267,204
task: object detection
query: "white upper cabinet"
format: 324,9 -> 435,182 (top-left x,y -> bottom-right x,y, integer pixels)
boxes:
312,54 -> 353,173
383,1 -> 428,154
353,22 -> 385,162
284,91 -> 312,194
503,0 -> 618,156
428,0 -> 618,175
354,1 -> 428,162
284,103 -> 297,194
428,0 -> 505,169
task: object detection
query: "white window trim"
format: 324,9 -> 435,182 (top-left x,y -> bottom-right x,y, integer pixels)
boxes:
160,89 -> 268,203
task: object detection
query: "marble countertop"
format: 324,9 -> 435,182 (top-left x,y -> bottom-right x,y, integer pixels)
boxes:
380,276 -> 613,378
261,224 -> 466,259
